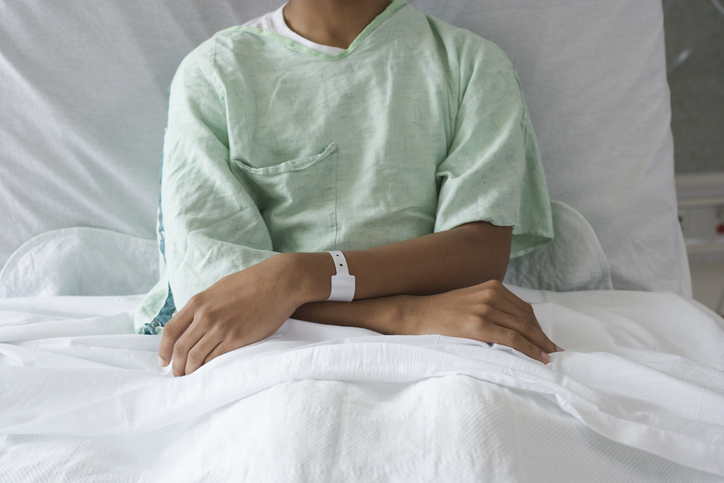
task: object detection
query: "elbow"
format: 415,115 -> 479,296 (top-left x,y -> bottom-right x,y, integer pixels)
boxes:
455,221 -> 512,285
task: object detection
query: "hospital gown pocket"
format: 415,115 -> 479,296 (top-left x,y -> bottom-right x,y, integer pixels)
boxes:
230,142 -> 339,252
231,142 -> 337,175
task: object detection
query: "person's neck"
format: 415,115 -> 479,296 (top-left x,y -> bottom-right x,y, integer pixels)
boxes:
283,0 -> 392,49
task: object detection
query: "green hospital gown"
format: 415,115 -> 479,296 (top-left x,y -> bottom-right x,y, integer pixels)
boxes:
135,0 -> 553,333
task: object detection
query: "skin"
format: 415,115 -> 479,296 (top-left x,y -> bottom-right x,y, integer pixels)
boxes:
158,0 -> 562,376
282,0 -> 393,49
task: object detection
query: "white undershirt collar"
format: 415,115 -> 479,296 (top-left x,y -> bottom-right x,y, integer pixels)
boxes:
242,4 -> 347,55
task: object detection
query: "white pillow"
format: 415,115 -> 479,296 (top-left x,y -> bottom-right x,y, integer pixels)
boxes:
504,201 -> 612,292
0,228 -> 158,298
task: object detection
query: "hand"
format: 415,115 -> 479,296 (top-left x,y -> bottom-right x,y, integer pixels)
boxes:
158,255 -> 305,376
403,280 -> 560,363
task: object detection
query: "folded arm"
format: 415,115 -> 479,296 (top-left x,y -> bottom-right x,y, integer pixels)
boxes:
292,222 -> 556,364
159,220 -> 558,376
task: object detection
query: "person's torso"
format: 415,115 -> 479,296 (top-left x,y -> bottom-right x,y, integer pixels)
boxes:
211,3 -> 470,252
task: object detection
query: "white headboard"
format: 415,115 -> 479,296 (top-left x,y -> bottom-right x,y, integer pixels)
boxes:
0,0 -> 690,295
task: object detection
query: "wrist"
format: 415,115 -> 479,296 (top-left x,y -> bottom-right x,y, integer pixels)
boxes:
397,294 -> 424,335
276,252 -> 336,306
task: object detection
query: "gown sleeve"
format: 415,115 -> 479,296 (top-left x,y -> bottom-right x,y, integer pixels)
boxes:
162,41 -> 278,309
434,41 -> 553,258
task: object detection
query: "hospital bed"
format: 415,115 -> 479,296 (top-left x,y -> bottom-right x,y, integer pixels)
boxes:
0,0 -> 722,481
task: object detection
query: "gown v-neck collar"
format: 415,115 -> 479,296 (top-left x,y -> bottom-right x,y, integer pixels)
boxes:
240,0 -> 407,61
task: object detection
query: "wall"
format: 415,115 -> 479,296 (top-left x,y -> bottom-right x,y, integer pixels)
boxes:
665,0 -> 724,174
666,0 -> 724,314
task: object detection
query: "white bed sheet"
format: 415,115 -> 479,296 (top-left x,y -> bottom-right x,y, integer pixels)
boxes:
1,288 -> 723,481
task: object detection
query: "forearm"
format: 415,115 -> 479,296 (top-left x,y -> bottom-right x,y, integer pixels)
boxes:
287,221 -> 512,305
346,222 -> 511,297
293,279 -> 561,366
292,296 -> 413,335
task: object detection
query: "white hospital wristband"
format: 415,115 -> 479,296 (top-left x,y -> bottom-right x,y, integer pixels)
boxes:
327,251 -> 355,302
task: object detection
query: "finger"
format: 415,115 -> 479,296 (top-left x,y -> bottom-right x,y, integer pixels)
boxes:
480,284 -> 553,350
158,305 -> 194,368
184,330 -> 224,375
171,316 -> 209,377
496,290 -> 537,324
504,296 -> 542,332
474,284 -> 548,342
486,281 -> 542,330
483,302 -> 557,355
484,325 -> 551,364
203,339 -> 234,366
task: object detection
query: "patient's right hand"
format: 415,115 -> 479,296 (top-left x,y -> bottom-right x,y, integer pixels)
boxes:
402,280 -> 560,364
157,254 -> 308,377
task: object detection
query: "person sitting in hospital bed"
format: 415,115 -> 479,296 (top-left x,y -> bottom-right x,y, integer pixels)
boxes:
134,0 -> 562,377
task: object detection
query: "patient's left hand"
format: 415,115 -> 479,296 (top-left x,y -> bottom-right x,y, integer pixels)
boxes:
158,254 -> 306,376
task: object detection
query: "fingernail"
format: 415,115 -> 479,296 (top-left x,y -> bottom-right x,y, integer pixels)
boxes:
540,352 -> 551,363
158,356 -> 167,367
555,345 -> 565,352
